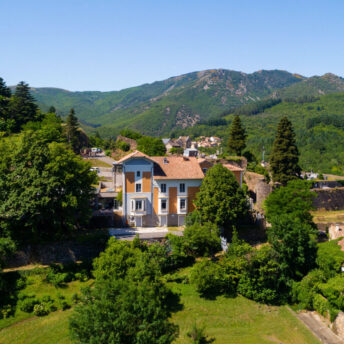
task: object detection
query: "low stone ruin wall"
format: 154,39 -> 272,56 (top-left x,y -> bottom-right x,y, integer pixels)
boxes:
313,187 -> 344,211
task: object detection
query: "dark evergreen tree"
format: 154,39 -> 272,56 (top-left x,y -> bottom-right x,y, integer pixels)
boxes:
65,108 -> 80,153
270,116 -> 301,185
0,78 -> 11,98
8,81 -> 38,131
227,115 -> 247,156
48,106 -> 56,113
0,78 -> 12,129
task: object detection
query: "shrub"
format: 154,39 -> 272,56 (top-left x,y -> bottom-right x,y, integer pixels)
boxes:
166,234 -> 194,270
187,323 -> 215,344
237,246 -> 282,304
1,305 -> 14,319
33,303 -> 49,316
316,239 -> 344,277
313,293 -> 329,317
19,297 -> 40,313
190,260 -> 225,296
117,141 -> 130,152
60,300 -> 71,311
183,223 -> 221,257
72,293 -> 81,304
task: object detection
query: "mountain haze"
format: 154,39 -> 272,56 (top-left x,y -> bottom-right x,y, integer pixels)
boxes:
30,69 -> 344,137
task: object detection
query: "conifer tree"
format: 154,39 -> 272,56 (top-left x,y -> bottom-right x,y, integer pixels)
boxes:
0,78 -> 11,122
8,81 -> 38,131
227,115 -> 247,156
270,116 -> 301,185
65,108 -> 80,153
48,106 -> 56,113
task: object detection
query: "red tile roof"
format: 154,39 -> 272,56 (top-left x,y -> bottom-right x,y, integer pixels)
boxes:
223,163 -> 244,172
152,156 -> 204,180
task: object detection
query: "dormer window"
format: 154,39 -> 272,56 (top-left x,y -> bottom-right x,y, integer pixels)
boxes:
179,183 -> 185,193
136,171 -> 141,177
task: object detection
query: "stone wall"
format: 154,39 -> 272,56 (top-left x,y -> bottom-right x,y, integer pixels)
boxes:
244,171 -> 272,211
313,187 -> 344,211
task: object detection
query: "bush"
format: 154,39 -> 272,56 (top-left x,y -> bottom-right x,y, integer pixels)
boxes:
117,141 -> 130,152
60,300 -> 71,311
316,239 -> 344,277
187,323 -> 215,344
19,297 -> 40,313
45,271 -> 70,287
72,293 -> 81,304
313,293 -> 329,317
190,260 -> 225,296
183,223 -> 221,257
33,303 -> 49,316
166,234 -> 194,270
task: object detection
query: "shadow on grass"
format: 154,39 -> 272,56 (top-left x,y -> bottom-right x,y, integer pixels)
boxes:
166,290 -> 184,314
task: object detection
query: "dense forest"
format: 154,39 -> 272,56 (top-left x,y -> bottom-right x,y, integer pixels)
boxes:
173,92 -> 344,175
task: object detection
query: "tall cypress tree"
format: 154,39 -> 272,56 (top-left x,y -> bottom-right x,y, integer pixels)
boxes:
65,108 -> 80,153
8,81 -> 38,131
227,115 -> 247,156
270,116 -> 301,185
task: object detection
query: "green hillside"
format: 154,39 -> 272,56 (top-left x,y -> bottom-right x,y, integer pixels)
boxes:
175,92 -> 344,175
31,69 -> 303,136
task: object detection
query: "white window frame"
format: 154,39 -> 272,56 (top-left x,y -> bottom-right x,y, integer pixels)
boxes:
136,171 -> 141,177
180,198 -> 186,210
136,200 -> 143,210
161,199 -> 167,210
179,183 -> 185,193
136,183 -> 142,193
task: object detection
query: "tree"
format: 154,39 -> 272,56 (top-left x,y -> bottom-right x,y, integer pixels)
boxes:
8,81 -> 38,132
65,108 -> 80,153
227,115 -> 247,156
268,214 -> 317,282
0,130 -> 97,244
264,180 -> 316,225
0,78 -> 12,132
137,136 -> 166,156
70,238 -> 179,344
48,106 -> 56,113
194,164 -> 248,229
270,116 -> 301,185
183,223 -> 221,257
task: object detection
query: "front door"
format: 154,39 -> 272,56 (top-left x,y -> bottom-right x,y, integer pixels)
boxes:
135,216 -> 142,227
160,215 -> 167,227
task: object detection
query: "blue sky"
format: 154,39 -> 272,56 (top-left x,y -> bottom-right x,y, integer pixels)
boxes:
1,0 -> 343,91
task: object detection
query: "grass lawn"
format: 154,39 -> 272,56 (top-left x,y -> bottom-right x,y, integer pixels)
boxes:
170,283 -> 320,344
1,275 -> 320,344
311,210 -> 344,224
84,158 -> 112,167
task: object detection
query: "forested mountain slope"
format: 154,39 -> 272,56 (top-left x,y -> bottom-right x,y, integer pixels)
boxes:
176,92 -> 344,175
30,69 -> 304,136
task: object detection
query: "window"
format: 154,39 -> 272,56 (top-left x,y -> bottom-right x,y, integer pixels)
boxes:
136,171 -> 141,177
180,199 -> 186,210
135,200 -> 143,210
179,183 -> 185,193
161,199 -> 167,210
136,183 -> 142,192
160,183 -> 166,193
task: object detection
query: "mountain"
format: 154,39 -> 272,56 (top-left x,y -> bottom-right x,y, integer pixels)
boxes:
30,69 -> 304,136
30,69 -> 344,138
176,92 -> 344,175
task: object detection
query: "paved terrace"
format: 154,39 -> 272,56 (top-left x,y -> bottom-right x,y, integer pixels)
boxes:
109,227 -> 183,240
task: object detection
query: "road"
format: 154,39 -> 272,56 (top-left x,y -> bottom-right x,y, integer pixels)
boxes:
295,310 -> 343,344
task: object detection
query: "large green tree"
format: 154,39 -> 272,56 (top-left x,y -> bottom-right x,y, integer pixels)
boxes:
70,238 -> 179,344
0,129 -> 97,243
137,136 -> 166,156
268,214 -> 317,282
227,115 -> 247,156
264,179 -> 316,225
270,116 -> 301,185
65,108 -> 80,153
8,81 -> 38,132
194,164 -> 248,229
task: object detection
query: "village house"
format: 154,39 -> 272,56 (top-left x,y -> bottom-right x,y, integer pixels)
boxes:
110,150 -> 244,227
163,136 -> 192,152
